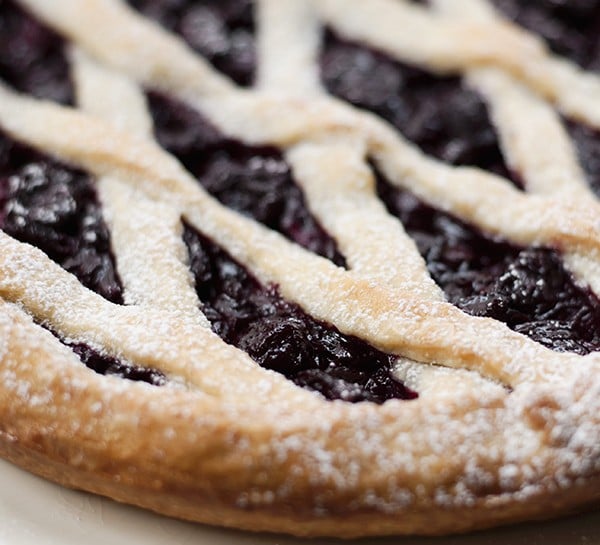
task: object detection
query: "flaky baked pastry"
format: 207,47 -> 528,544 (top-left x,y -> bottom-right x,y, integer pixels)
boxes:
0,0 -> 599,538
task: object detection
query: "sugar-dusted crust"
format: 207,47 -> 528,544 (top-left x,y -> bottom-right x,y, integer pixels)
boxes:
1,289 -> 599,538
0,0 -> 599,537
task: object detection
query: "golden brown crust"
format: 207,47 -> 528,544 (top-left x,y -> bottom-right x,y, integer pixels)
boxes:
2,438 -> 599,538
1,301 -> 599,538
0,0 -> 599,537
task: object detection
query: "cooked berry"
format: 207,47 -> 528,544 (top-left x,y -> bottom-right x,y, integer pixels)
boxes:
320,31 -> 517,183
66,341 -> 166,386
0,132 -> 124,303
475,249 -> 600,354
376,168 -> 600,354
566,120 -> 600,196
490,0 -> 600,72
184,224 -> 416,403
126,0 -> 256,86
148,92 -> 345,266
0,0 -> 73,104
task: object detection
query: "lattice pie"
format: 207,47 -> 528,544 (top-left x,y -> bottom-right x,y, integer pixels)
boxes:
0,0 -> 599,538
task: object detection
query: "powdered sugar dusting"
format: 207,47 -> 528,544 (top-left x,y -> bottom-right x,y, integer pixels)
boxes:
0,0 -> 598,537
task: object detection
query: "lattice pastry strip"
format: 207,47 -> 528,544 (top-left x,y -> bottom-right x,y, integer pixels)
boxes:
16,0 -> 600,295
256,0 -> 443,295
0,231 -> 324,405
72,49 -> 207,322
286,139 -> 443,296
316,0 -> 600,128
428,0 -> 592,198
2,83 -> 591,388
2,0 -> 596,414
256,0 -> 322,95
0,0 -> 599,538
468,68 -> 591,198
421,0 -> 600,297
72,0 -> 449,406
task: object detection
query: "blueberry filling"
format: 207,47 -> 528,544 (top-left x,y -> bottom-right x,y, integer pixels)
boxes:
320,30 -> 517,183
0,131 -> 124,303
46,329 -> 166,386
126,0 -> 256,86
184,224 -> 416,403
490,0 -> 600,72
376,168 -> 600,354
69,343 -> 166,385
148,92 -> 346,267
565,120 -> 600,197
0,131 -> 164,385
320,30 -> 600,353
0,0 -> 74,104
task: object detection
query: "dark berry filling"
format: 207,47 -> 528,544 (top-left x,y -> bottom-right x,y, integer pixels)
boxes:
565,120 -> 600,197
490,0 -> 600,72
46,328 -> 166,386
147,92 -> 346,266
0,0 -> 74,104
184,224 -> 416,403
0,131 -> 124,303
376,168 -> 600,354
320,30 -> 517,183
69,343 -> 166,386
126,0 -> 256,86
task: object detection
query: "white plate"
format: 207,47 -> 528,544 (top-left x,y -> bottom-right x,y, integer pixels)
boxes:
0,458 -> 598,545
